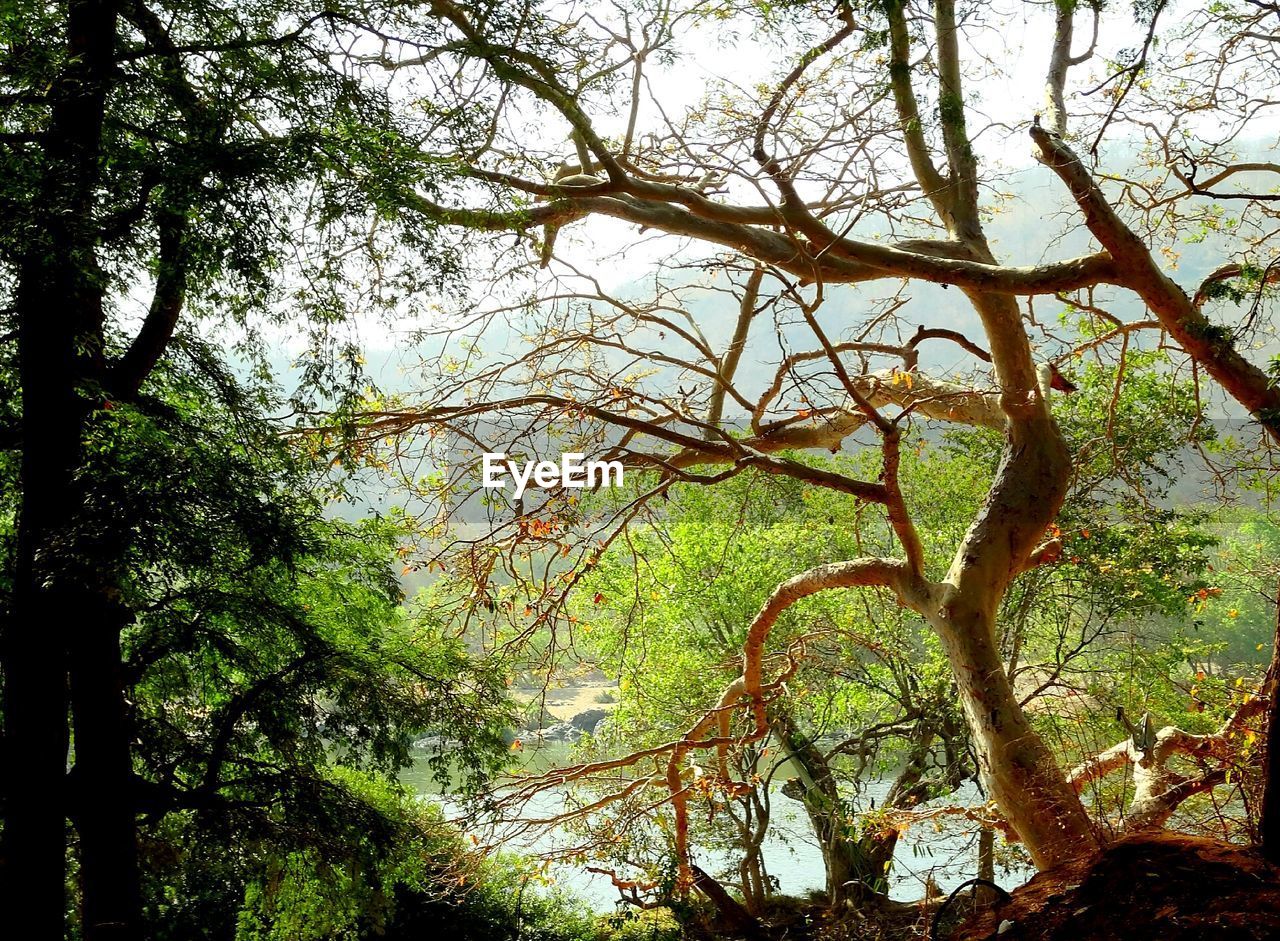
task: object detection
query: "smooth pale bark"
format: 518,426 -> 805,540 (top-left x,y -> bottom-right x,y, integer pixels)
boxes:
1074,591 -> 1280,839
927,594 -> 1096,869
1070,729 -> 1225,833
922,277 -> 1099,870
978,826 -> 995,882
691,13 -> 1102,871
883,1 -> 1096,866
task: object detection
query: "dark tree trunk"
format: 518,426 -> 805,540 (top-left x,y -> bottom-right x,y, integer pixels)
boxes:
773,709 -> 898,906
69,595 -> 141,941
690,865 -> 766,939
4,366 -> 76,938
1,4 -> 136,939
774,708 -> 945,907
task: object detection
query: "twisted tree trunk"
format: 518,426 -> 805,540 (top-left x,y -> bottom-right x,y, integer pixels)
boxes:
912,274 -> 1099,870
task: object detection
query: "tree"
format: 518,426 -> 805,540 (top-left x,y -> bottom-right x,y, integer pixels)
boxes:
0,2 -> 451,936
1063,506 -> 1279,842
527,356 -> 1216,906
576,457 -> 974,908
84,354 -> 512,938
336,0 -> 1280,873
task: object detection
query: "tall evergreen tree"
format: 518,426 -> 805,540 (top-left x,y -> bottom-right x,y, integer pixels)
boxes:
0,3 -> 449,936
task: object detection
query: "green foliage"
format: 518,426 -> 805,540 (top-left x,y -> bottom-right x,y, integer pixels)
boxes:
0,1 -> 464,424
561,353 -> 1236,888
30,346 -> 516,938
1192,510 -> 1280,667
568,448 -> 978,890
1199,263 -> 1268,305
148,770 -> 601,941
599,907 -> 683,941
580,461 -> 931,734
391,854 -> 600,941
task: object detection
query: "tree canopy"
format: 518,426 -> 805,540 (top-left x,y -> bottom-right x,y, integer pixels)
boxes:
5,2 -> 1280,940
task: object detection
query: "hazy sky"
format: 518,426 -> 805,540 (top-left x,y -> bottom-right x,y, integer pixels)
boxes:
177,0 -> 1270,415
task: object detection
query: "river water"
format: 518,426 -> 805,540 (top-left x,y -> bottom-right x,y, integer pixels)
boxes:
402,743 -> 1030,910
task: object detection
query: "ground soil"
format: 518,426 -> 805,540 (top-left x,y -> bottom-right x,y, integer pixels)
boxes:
948,832 -> 1280,941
